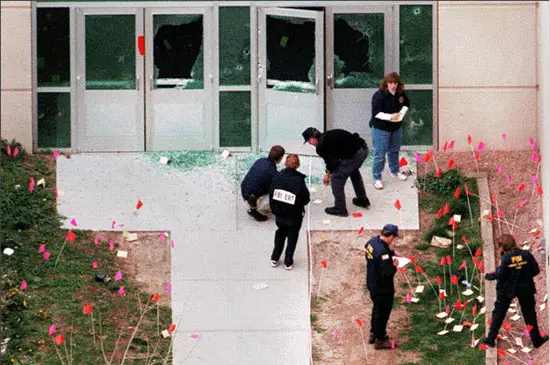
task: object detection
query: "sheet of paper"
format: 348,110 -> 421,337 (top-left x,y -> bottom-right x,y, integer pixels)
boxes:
3,248 -> 14,256
521,347 -> 532,353
477,296 -> 485,303
507,308 -> 517,313
470,323 -> 479,331
510,314 -> 521,321
539,303 -> 546,311
37,178 -> 46,187
312,199 -> 322,205
445,318 -> 455,324
436,312 -> 448,319
437,330 -> 449,336
116,250 -> 128,258
452,325 -> 463,332
480,306 -> 486,314
515,337 -> 523,347
544,293 -> 548,302
395,256 -> 412,269
507,348 -> 517,354
310,187 -> 318,193
410,297 -> 420,303
252,283 -> 269,291
161,330 -> 171,338
322,220 -> 330,225
453,214 -> 461,222
159,156 -> 169,165
415,285 -> 425,294
462,289 -> 474,296
126,233 -> 138,242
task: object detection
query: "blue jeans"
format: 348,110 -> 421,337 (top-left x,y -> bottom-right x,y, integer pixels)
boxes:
371,127 -> 402,180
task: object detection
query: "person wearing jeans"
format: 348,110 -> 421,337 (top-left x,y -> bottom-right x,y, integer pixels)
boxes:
369,72 -> 410,190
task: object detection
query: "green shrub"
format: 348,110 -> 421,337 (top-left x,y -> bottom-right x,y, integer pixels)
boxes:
415,169 -> 467,196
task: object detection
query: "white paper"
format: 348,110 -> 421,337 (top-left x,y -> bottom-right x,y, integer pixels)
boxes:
395,256 -> 412,269
313,199 -> 323,205
480,306 -> 486,314
457,244 -> 464,250
415,285 -> 425,294
3,248 -> 14,256
310,187 -> 318,193
544,293 -> 548,302
322,220 -> 330,225
221,150 -> 231,158
470,323 -> 479,331
161,329 -> 171,338
252,283 -> 269,291
521,347 -> 532,353
510,314 -> 521,321
452,325 -> 464,332
462,289 -> 474,296
116,250 -> 128,258
126,233 -> 138,242
510,302 -> 517,308
436,312 -> 448,319
410,297 -> 420,303
37,178 -> 46,187
507,348 -> 517,354
515,337 -> 523,347
539,303 -> 546,311
437,330 -> 449,336
159,156 -> 169,165
507,308 -> 517,313
477,296 -> 485,304
445,318 -> 455,324
472,339 -> 480,347
453,214 -> 461,222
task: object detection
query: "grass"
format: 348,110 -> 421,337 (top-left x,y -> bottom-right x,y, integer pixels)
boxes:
1,141 -> 173,364
398,170 -> 485,364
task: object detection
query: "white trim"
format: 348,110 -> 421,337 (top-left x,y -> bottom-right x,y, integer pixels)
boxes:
31,1 -> 38,152
36,87 -> 71,93
218,85 -> 251,92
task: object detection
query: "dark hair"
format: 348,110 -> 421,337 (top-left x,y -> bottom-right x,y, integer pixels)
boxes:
379,72 -> 405,94
381,230 -> 394,238
268,145 -> 285,162
497,234 -> 518,253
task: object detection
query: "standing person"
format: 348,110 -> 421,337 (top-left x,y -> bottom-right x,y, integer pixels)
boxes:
302,127 -> 370,217
483,234 -> 548,348
369,72 -> 410,190
241,145 -> 285,222
269,154 -> 310,270
364,224 -> 399,350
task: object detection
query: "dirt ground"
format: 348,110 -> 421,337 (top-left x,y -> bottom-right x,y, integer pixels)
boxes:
310,150 -> 548,365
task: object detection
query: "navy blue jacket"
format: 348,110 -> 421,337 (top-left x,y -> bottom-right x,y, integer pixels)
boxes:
369,90 -> 410,132
485,249 -> 540,300
269,168 -> 310,224
365,236 -> 397,295
241,158 -> 278,198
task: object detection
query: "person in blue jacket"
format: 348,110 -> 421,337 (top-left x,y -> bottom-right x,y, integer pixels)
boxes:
241,145 -> 285,221
484,234 -> 548,348
269,154 -> 310,270
369,72 -> 410,190
364,224 -> 399,350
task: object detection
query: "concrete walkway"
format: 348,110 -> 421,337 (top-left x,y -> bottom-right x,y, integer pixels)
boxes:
56,151 -> 418,364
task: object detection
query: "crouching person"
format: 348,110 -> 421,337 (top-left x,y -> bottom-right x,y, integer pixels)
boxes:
269,154 -> 310,270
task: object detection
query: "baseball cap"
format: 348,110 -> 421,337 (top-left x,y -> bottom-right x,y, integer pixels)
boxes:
382,224 -> 399,237
302,127 -> 318,144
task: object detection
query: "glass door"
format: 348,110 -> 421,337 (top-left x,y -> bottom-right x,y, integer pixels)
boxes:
76,8 -> 144,152
325,6 -> 392,148
258,7 -> 324,151
145,7 -> 213,151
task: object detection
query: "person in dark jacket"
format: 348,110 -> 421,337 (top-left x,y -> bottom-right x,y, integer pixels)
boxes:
364,224 -> 399,350
269,154 -> 310,270
302,127 -> 370,217
483,234 -> 548,348
241,145 -> 285,221
369,72 -> 410,190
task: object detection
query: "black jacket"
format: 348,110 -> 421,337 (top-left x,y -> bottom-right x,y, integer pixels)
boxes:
241,158 -> 278,198
369,89 -> 410,132
316,129 -> 367,172
486,249 -> 540,299
365,236 -> 397,296
269,168 -> 310,224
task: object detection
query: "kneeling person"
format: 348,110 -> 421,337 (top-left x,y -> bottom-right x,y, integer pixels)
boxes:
269,154 -> 310,270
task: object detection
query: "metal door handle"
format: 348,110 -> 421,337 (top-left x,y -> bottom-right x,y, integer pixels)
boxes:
327,74 -> 334,89
136,74 -> 140,91
315,79 -> 320,95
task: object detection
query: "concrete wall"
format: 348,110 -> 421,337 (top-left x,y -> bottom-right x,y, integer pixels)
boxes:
438,1 -> 537,151
1,1 -> 33,151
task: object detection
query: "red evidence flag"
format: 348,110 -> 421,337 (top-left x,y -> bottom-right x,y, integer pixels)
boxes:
443,141 -> 448,152
82,304 -> 93,315
435,168 -> 442,178
446,255 -> 452,265
423,151 -> 432,162
415,266 -> 424,274
497,209 -> 505,218
321,260 -> 327,269
399,157 -> 408,167
352,212 -> 363,218
394,200 -> 402,210
518,183 -> 526,192
472,305 -> 477,315
168,324 -> 176,334
409,256 -> 416,264
440,257 -> 446,266
448,140 -> 455,149
497,348 -> 506,357
436,208 -> 443,219
435,276 -> 442,285
474,151 -> 480,160
526,324 -> 534,333
152,293 -> 160,302
461,235 -> 468,245
355,318 -> 364,328
467,135 -> 472,144
439,291 -> 445,300
464,183 -> 474,196
536,185 -> 543,195
67,230 -> 76,242
451,275 -> 458,285
473,257 -> 479,266
475,247 -> 482,257
136,200 -> 143,210
454,187 -> 460,198
443,203 -> 450,214
478,261 -> 484,272
479,343 -> 488,351
454,299 -> 462,309
458,260 -> 467,271
358,226 -> 364,235
54,334 -> 65,345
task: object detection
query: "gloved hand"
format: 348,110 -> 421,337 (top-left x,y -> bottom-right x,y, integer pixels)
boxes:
485,272 -> 497,281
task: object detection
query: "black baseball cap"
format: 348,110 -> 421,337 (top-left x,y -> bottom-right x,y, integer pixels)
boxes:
302,127 -> 318,144
382,224 -> 399,237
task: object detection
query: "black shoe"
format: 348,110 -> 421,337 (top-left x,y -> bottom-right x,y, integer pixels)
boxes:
325,207 -> 348,217
483,339 -> 495,348
368,333 -> 376,344
534,335 -> 549,348
248,209 -> 268,222
353,197 -> 371,209
374,339 -> 392,350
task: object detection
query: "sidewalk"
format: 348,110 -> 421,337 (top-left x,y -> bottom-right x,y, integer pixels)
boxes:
56,151 -> 418,364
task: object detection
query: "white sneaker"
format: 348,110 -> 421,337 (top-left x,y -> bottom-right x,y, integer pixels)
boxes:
285,265 -> 293,271
391,172 -> 408,181
373,180 -> 384,190
271,260 -> 279,267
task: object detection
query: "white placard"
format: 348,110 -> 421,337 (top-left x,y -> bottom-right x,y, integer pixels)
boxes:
273,189 -> 296,205
452,325 -> 464,332
437,330 -> 449,336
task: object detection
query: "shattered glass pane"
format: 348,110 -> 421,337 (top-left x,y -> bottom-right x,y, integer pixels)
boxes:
153,14 -> 204,89
85,15 -> 135,90
266,15 -> 315,93
401,90 -> 432,146
334,13 -> 384,89
219,7 -> 250,86
219,92 -> 251,147
400,5 -> 433,84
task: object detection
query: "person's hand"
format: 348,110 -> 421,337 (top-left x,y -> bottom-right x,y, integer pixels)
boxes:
391,113 -> 400,121
323,172 -> 330,186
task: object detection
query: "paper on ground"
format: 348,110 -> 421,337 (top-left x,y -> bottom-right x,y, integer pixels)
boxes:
322,220 -> 330,225
252,283 -> 269,291
126,233 -> 138,242
415,285 -> 425,294
462,289 -> 474,296
37,178 -> 46,187
310,187 -> 318,193
159,156 -> 169,165
508,308 -> 517,313
436,312 -> 448,319
510,314 -> 521,321
437,330 -> 449,336
3,248 -> 14,256
395,256 -> 411,268
453,214 -> 461,222
470,323 -> 479,331
507,348 -> 517,354
313,199 -> 323,205
452,325 -> 463,332
116,250 -> 128,258
221,150 -> 231,158
543,293 -> 548,302
521,347 -> 532,353
445,318 -> 455,324
515,337 -> 523,347
477,296 -> 485,303
539,303 -> 546,311
161,330 -> 171,338
410,297 -> 420,303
